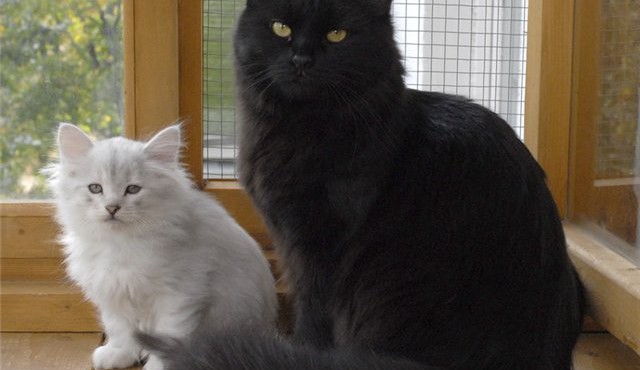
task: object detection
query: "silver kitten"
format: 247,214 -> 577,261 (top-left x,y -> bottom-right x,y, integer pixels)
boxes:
46,123 -> 277,370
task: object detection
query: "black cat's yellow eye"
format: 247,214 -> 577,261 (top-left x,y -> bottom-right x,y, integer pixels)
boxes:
271,21 -> 292,38
125,185 -> 141,195
326,29 -> 348,43
88,184 -> 103,194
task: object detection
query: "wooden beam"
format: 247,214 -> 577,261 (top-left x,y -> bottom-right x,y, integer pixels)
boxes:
178,0 -> 203,181
123,0 -> 180,140
524,0 -> 575,217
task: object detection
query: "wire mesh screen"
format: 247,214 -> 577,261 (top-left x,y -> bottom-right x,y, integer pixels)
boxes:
203,0 -> 242,179
203,0 -> 529,179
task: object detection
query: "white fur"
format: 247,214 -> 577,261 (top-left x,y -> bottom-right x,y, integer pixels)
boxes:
46,123 -> 277,370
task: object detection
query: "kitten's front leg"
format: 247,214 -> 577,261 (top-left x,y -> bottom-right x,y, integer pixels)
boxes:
93,311 -> 142,369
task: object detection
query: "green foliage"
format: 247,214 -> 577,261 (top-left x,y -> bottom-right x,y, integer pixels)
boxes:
0,0 -> 123,199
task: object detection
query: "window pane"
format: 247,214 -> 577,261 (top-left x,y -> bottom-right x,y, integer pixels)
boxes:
571,0 -> 640,265
0,0 -> 124,199
203,0 -> 242,179
203,0 -> 528,180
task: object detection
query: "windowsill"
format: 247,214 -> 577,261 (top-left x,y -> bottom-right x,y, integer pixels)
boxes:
2,201 -> 639,357
564,222 -> 640,356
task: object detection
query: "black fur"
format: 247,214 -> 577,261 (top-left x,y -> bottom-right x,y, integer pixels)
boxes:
139,327 -> 441,370
142,0 -> 585,369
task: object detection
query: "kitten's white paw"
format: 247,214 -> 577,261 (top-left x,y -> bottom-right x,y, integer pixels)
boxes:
143,355 -> 164,370
92,344 -> 140,369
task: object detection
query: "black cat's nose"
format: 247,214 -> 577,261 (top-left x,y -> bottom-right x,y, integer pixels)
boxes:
291,54 -> 313,73
105,205 -> 121,216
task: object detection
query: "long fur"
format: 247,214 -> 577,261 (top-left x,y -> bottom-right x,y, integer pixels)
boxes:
139,326 -> 442,370
142,0 -> 585,369
46,124 -> 277,370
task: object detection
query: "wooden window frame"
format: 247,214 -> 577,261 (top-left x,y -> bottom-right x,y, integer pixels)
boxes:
2,0 -> 638,356
0,0 -> 269,246
525,0 -> 640,355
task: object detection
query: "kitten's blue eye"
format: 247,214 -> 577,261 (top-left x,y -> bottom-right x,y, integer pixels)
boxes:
125,185 -> 141,195
88,184 -> 102,194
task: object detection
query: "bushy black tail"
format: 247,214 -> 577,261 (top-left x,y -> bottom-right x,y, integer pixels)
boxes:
138,329 -> 443,370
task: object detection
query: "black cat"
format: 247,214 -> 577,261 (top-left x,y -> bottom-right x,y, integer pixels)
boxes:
141,0 -> 585,369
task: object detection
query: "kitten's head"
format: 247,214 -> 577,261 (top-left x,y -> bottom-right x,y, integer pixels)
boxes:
234,0 -> 403,103
47,123 -> 189,236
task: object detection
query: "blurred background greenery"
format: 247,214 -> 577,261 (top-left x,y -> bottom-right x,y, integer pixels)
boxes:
0,0 -> 123,199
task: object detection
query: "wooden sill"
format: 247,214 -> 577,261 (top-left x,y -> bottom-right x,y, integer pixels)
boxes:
3,200 -> 639,357
565,223 -> 640,356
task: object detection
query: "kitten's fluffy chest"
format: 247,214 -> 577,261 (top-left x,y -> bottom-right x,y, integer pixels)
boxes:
64,234 -> 168,313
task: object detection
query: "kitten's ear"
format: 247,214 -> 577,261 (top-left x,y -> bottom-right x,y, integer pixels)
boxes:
57,123 -> 94,161
144,125 -> 181,165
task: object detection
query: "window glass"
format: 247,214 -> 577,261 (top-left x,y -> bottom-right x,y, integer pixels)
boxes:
0,0 -> 124,199
571,0 -> 640,265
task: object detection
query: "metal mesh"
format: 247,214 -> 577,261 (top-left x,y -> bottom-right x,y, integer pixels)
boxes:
203,0 -> 242,179
203,0 -> 529,179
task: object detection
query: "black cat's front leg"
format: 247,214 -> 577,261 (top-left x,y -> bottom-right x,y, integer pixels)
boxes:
289,266 -> 334,349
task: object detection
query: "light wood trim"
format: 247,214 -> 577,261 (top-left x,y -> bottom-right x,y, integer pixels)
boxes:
123,0 -> 136,138
1,207 -> 60,259
125,0 -> 202,180
124,0 -> 180,141
566,223 -> 640,356
568,0 -> 600,219
523,0 -> 575,217
0,333 -> 104,369
1,258 -> 66,281
0,202 -> 55,217
523,0 -> 541,156
1,281 -> 100,332
206,182 -> 272,248
574,333 -> 640,369
178,0 -> 203,181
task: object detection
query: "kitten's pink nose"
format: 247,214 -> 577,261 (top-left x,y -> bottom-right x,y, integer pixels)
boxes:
105,205 -> 121,216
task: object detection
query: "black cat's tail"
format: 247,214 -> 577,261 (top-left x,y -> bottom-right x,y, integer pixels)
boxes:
138,329 -> 443,370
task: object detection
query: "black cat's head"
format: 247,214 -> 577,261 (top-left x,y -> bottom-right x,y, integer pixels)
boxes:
234,0 -> 403,103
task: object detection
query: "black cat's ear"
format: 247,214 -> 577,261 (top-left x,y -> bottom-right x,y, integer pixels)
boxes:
384,0 -> 393,13
374,0 -> 393,15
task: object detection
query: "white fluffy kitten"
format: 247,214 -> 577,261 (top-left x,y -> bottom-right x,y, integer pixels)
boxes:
46,123 -> 277,370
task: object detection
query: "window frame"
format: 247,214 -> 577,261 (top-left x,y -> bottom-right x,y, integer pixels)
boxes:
2,0 -> 638,356
525,0 -> 640,355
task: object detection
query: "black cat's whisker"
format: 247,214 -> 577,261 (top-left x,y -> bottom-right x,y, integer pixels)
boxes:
240,68 -> 282,99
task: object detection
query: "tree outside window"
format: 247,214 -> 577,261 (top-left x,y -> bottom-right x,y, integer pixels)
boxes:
0,0 -> 123,199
